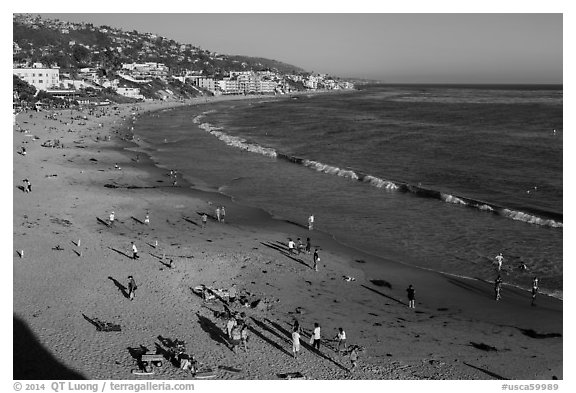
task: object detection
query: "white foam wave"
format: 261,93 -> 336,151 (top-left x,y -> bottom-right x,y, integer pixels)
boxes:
502,209 -> 563,228
198,122 -> 277,158
478,204 -> 494,212
302,160 -> 359,180
441,193 -> 467,205
362,175 -> 399,190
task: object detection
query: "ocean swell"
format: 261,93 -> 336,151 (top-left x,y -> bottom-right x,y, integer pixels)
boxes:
193,114 -> 562,229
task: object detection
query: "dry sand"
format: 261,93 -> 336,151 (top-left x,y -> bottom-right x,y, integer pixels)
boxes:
12,96 -> 562,381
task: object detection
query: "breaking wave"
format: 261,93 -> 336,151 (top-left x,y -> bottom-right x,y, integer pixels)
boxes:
194,114 -> 562,229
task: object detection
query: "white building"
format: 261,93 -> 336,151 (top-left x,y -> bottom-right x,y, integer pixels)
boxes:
13,65 -> 60,91
196,77 -> 216,92
218,78 -> 240,95
121,62 -> 169,79
115,87 -> 145,100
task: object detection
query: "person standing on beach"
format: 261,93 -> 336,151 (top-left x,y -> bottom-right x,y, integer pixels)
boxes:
288,239 -> 296,254
494,252 -> 504,272
23,179 -> 31,193
221,206 -> 226,223
131,242 -> 139,260
292,327 -> 301,358
216,206 -> 221,222
494,275 -> 503,301
305,238 -> 311,254
292,319 -> 301,334
531,276 -> 539,306
228,284 -> 237,304
334,327 -> 347,353
349,345 -> 359,371
109,211 -> 115,226
226,315 -> 237,339
201,213 -> 208,229
127,275 -> 137,300
311,323 -> 321,350
144,211 -> 150,225
230,323 -> 242,353
240,323 -> 249,352
313,248 -> 320,271
308,215 -> 314,231
407,285 -> 416,308
297,238 -> 304,254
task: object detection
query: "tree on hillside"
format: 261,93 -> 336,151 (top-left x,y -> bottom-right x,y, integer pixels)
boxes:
13,75 -> 37,103
72,45 -> 91,66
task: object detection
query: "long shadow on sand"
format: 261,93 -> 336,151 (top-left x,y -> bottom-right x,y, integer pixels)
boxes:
463,361 -> 509,380
446,277 -> 493,299
195,312 -> 232,350
14,316 -> 85,379
246,321 -> 293,358
263,318 -> 349,371
107,246 -> 133,259
108,276 -> 130,298
182,216 -> 200,227
260,242 -> 311,269
360,284 -> 405,306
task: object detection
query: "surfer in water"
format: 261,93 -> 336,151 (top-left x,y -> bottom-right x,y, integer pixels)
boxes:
531,277 -> 539,306
494,253 -> 504,272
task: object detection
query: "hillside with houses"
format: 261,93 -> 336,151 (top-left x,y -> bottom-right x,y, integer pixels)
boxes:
13,14 -> 355,108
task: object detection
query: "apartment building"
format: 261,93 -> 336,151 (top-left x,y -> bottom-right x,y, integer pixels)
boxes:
13,64 -> 60,91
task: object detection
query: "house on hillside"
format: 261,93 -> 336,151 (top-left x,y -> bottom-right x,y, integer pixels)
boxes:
13,64 -> 60,91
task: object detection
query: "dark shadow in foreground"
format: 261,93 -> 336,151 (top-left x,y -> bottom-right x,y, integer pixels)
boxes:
14,315 -> 85,380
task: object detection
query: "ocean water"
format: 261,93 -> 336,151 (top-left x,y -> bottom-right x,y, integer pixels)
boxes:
134,85 -> 563,298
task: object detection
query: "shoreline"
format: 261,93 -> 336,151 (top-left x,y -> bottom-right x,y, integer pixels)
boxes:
138,98 -> 563,300
13,96 -> 562,380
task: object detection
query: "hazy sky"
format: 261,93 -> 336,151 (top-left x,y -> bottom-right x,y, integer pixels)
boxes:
37,13 -> 563,84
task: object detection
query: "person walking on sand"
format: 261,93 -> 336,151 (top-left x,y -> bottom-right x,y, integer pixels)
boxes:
308,214 -> 314,231
127,275 -> 137,300
305,237 -> 311,254
109,211 -> 115,226
131,242 -> 139,260
221,206 -> 226,223
494,275 -> 503,301
494,252 -> 504,272
144,212 -> 150,225
334,327 -> 347,353
407,284 -> 416,309
311,322 -> 321,350
313,248 -> 320,271
531,276 -> 539,306
216,206 -> 221,222
292,326 -> 301,358
201,213 -> 208,229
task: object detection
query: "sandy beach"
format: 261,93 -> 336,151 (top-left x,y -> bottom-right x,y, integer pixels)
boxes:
12,96 -> 562,380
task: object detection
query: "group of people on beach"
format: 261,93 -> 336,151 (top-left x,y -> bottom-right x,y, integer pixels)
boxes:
224,312 -> 249,353
215,206 -> 226,223
493,252 -> 539,305
287,237 -> 320,271
290,320 -> 360,371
